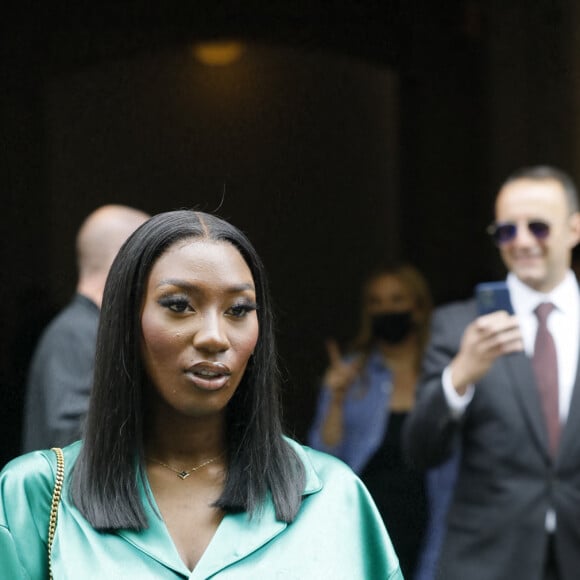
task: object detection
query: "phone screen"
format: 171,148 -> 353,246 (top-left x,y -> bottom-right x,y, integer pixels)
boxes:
475,281 -> 514,316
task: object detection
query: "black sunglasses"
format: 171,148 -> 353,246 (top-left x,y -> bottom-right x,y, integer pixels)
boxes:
486,220 -> 551,245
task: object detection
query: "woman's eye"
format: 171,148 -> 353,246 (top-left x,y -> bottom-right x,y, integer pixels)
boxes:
228,302 -> 258,318
158,296 -> 192,313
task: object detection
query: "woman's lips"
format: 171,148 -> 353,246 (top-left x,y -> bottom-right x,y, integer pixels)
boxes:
185,361 -> 232,391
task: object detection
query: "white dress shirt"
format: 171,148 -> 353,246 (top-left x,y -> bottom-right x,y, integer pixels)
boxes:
508,271 -> 579,423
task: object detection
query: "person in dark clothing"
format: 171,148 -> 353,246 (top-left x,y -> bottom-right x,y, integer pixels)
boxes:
22,204 -> 149,451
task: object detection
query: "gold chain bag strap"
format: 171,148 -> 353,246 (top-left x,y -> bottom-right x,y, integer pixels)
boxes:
48,447 -> 64,580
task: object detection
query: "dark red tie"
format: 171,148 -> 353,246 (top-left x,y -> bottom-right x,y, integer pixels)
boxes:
532,302 -> 560,456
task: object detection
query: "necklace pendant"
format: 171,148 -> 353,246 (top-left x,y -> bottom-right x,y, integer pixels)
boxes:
177,471 -> 191,480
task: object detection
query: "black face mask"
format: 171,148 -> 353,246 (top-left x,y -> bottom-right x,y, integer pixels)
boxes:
370,311 -> 415,345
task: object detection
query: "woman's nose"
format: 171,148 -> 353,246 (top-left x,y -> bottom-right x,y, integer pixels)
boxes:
192,313 -> 230,353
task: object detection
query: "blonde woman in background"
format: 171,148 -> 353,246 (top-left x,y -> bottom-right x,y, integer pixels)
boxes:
309,263 -> 433,579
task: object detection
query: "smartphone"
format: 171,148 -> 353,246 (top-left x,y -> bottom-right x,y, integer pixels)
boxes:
475,281 -> 514,316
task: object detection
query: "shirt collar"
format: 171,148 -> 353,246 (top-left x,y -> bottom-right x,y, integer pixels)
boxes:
285,437 -> 323,496
74,292 -> 100,312
506,270 -> 578,315
117,440 -> 323,578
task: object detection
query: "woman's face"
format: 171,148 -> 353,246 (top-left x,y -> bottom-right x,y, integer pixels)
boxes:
365,274 -> 416,315
140,238 -> 259,419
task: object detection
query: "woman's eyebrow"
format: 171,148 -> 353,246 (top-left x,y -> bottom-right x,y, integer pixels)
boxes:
156,279 -> 255,293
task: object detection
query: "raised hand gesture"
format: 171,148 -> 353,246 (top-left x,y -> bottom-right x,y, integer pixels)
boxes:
323,339 -> 363,402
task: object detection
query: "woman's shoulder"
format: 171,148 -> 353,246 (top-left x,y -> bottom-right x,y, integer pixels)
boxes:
284,437 -> 361,489
1,450 -> 54,488
283,438 -> 403,577
0,451 -> 56,533
0,442 -> 81,496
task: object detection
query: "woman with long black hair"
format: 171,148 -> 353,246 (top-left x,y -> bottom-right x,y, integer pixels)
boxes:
0,210 -> 402,579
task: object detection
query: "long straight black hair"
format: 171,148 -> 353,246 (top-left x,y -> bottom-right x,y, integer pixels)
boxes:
70,210 -> 305,530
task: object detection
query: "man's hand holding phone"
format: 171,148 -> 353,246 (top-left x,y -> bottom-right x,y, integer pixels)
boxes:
450,282 -> 523,395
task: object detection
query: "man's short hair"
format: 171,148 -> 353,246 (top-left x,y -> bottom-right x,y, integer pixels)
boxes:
503,165 -> 579,214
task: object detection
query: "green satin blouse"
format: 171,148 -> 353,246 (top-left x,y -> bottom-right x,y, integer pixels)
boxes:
0,439 -> 403,579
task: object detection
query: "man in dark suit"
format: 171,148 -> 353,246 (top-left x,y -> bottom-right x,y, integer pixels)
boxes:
22,204 -> 149,451
404,166 -> 580,580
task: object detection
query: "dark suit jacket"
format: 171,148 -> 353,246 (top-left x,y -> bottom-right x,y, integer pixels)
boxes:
404,298 -> 580,580
22,294 -> 99,452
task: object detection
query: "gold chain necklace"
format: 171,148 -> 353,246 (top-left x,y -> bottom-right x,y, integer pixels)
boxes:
146,454 -> 222,480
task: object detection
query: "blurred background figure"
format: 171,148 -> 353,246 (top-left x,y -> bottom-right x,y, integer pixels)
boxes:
308,263 -> 433,578
22,204 -> 150,452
